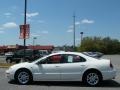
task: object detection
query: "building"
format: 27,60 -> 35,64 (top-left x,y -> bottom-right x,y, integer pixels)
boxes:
28,45 -> 54,53
0,45 -> 54,54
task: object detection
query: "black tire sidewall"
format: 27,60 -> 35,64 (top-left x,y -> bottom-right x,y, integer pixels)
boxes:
15,69 -> 32,85
83,72 -> 101,86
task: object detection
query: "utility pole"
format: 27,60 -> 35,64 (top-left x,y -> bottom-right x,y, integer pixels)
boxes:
23,0 -> 27,61
73,13 -> 76,51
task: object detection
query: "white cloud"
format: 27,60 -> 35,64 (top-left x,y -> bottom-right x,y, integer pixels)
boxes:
4,13 -> 12,16
0,27 -> 4,30
27,18 -> 32,22
75,22 -> 80,26
67,29 -> 73,33
38,20 -> 45,23
68,25 -> 73,29
12,6 -> 17,10
67,19 -> 94,33
68,21 -> 80,29
3,22 -> 18,29
31,33 -> 40,37
0,31 -> 3,33
42,31 -> 48,34
0,31 -> 4,34
26,12 -> 39,18
81,19 -> 94,24
76,38 -> 80,41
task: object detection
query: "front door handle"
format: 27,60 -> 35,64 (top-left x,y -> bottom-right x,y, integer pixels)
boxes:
81,65 -> 85,67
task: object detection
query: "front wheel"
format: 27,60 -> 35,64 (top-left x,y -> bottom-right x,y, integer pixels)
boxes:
15,70 -> 32,85
83,72 -> 102,86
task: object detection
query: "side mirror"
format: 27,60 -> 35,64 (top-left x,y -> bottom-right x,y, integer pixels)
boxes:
36,62 -> 41,65
36,61 -> 47,65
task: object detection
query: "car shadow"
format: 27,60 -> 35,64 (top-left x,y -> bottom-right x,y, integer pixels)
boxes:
9,80 -> 120,88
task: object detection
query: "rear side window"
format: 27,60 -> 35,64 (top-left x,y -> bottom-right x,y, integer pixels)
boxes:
61,54 -> 86,63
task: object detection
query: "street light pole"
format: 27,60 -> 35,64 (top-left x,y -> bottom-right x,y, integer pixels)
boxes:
23,0 -> 27,61
73,13 -> 76,51
33,37 -> 37,48
80,32 -> 83,45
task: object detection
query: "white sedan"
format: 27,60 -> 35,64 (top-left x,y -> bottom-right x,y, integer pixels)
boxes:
6,52 -> 116,86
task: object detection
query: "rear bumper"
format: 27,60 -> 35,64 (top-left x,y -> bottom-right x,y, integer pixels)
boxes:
102,69 -> 116,80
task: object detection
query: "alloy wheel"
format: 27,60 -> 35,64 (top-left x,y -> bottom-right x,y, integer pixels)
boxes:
17,71 -> 30,84
86,73 -> 99,86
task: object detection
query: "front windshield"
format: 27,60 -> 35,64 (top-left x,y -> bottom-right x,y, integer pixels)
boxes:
32,55 -> 48,64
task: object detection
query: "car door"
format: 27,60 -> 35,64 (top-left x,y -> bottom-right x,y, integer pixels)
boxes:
36,55 -> 62,81
60,54 -> 87,81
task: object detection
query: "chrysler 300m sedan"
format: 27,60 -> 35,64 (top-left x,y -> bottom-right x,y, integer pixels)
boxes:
6,52 -> 116,86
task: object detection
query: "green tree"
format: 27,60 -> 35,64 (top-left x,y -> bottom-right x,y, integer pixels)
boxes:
77,36 -> 120,54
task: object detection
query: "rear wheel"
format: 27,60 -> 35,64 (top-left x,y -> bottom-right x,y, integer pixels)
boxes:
83,71 -> 102,86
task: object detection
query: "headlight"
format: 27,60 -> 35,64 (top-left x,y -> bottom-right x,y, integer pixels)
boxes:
6,66 -> 13,72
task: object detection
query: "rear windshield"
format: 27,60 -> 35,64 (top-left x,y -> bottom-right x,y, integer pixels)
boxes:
82,52 -> 103,59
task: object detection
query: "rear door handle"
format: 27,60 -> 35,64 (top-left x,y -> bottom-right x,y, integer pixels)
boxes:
55,66 -> 60,67
81,65 -> 85,67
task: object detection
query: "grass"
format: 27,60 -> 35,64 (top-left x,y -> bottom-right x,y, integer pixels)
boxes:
0,63 -> 14,68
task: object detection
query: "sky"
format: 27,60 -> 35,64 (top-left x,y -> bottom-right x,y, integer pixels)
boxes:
0,0 -> 120,46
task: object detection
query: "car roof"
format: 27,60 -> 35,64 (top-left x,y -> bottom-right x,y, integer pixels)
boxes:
33,51 -> 97,63
48,52 -> 89,58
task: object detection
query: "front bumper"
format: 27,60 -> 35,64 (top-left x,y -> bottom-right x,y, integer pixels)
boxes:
6,69 -> 14,81
102,69 -> 116,80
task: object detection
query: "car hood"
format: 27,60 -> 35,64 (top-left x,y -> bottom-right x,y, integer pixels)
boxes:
10,62 -> 32,69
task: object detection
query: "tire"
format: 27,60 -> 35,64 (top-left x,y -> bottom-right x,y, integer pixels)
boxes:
83,71 -> 102,86
15,69 -> 32,85
6,58 -> 12,63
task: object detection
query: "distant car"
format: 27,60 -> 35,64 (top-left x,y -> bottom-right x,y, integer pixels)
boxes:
5,49 -> 41,63
52,50 -> 65,53
0,52 -> 5,56
5,52 -> 14,56
82,52 -> 103,58
39,50 -> 49,57
6,52 -> 116,86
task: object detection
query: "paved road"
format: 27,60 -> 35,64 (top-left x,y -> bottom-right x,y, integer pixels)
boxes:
0,55 -> 120,90
0,68 -> 120,90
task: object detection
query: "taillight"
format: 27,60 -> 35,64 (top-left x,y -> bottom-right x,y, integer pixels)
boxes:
110,60 -> 113,68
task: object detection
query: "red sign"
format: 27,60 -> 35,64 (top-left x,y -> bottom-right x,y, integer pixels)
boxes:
19,24 -> 30,39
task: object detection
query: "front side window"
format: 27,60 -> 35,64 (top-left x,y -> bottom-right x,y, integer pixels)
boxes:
48,55 -> 62,64
39,55 -> 62,64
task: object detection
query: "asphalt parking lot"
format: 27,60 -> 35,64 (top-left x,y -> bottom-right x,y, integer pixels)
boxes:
0,55 -> 120,90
